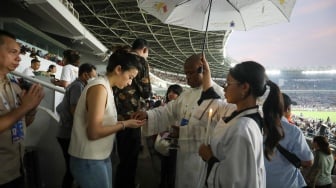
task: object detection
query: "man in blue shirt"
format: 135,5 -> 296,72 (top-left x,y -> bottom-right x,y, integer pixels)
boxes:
264,93 -> 314,188
56,63 -> 97,188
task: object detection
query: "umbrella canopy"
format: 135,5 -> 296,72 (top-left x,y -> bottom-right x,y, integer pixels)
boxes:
138,0 -> 296,31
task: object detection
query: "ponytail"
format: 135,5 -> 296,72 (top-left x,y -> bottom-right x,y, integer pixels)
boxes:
263,80 -> 284,160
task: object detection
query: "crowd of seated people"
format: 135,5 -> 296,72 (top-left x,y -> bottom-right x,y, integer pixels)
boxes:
290,115 -> 336,143
281,79 -> 336,90
291,93 -> 336,110
19,43 -> 63,66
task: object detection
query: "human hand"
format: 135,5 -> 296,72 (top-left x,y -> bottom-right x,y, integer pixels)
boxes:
199,144 -> 213,161
200,53 -> 210,74
20,84 -> 44,111
125,119 -> 146,128
200,53 -> 212,91
131,111 -> 147,120
51,78 -> 57,84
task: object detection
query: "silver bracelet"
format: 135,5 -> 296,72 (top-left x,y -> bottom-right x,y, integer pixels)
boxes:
120,121 -> 125,130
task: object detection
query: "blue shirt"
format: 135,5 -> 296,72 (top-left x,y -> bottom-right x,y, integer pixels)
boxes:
57,78 -> 85,138
264,117 -> 314,188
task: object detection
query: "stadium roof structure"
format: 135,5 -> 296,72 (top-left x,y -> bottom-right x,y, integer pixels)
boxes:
71,0 -> 233,78
0,0 -> 236,78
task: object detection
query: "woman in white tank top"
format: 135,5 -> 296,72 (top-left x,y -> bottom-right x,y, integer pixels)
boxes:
68,49 -> 146,188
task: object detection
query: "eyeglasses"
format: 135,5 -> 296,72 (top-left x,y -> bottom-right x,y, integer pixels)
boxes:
223,81 -> 241,89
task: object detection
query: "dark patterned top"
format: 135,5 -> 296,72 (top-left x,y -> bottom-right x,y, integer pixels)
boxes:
113,55 -> 152,120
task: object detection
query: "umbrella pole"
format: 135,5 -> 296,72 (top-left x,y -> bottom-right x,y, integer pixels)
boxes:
201,0 -> 213,54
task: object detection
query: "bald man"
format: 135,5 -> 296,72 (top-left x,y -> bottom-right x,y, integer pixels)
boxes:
133,54 -> 235,188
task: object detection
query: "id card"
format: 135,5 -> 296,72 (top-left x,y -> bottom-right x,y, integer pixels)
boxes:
11,120 -> 24,143
180,118 -> 189,126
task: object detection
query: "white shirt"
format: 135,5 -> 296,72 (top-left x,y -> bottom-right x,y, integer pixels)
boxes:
143,82 -> 236,188
206,108 -> 265,188
60,64 -> 78,83
22,67 -> 35,77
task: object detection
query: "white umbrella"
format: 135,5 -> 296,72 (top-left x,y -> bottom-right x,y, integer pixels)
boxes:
138,0 -> 296,31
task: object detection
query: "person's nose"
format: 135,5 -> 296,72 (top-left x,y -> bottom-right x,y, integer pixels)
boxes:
16,55 -> 21,62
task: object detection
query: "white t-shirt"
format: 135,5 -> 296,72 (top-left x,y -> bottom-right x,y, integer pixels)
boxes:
60,64 -> 78,83
22,67 -> 35,77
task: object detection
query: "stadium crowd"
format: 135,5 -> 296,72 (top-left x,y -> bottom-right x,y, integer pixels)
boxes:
2,28 -> 336,188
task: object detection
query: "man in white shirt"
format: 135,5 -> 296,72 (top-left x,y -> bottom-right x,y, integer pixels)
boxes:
52,50 -> 79,88
22,58 -> 40,77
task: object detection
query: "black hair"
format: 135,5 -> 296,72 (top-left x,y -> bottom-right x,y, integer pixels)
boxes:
31,58 -> 40,64
282,93 -> 292,111
63,49 -> 80,66
131,38 -> 148,51
153,100 -> 163,108
78,63 -> 96,76
165,84 -> 183,103
230,61 -> 267,97
229,61 -> 284,160
313,136 -> 332,155
63,49 -> 79,57
263,80 -> 284,160
47,65 -> 56,72
0,30 -> 16,44
106,49 -> 142,73
112,45 -> 131,53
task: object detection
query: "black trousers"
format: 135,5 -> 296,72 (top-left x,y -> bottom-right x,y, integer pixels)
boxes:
315,184 -> 332,188
115,128 -> 141,188
0,176 -> 24,188
57,137 -> 75,188
160,149 -> 177,188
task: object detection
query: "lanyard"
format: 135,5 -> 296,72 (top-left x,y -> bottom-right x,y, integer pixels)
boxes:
0,79 -> 19,110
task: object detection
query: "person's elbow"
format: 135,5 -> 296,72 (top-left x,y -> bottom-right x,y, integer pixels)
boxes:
86,127 -> 100,140
55,80 -> 69,88
60,81 -> 69,88
301,159 -> 314,167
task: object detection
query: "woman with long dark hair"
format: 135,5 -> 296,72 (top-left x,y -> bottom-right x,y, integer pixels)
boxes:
197,54 -> 284,188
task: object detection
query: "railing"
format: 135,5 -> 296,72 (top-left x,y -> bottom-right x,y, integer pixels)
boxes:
11,71 -> 65,94
11,71 -> 65,120
60,0 -> 79,19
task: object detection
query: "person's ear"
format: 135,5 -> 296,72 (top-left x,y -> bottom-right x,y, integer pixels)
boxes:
143,47 -> 148,54
240,82 -> 251,96
115,65 -> 122,74
83,72 -> 89,80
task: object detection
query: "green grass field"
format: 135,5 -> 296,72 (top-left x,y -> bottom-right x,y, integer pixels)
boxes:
292,110 -> 336,124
